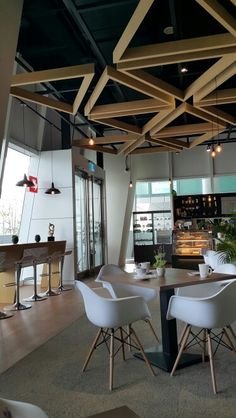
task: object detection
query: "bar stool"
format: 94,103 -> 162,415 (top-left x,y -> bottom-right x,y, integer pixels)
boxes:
23,248 -> 49,303
5,255 -> 32,311
57,250 -> 72,292
40,253 -> 61,297
0,253 -> 14,319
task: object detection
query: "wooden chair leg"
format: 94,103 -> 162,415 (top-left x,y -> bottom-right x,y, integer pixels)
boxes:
207,330 -> 217,395
127,324 -> 132,352
120,327 -> 126,361
171,325 -> 191,376
109,328 -> 114,391
202,329 -> 207,362
82,328 -> 102,372
178,323 -> 189,348
130,326 -> 155,377
144,319 -> 159,343
223,327 -> 236,353
227,325 -> 236,343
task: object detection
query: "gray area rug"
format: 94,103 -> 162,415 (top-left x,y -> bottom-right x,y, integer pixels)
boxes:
0,298 -> 235,418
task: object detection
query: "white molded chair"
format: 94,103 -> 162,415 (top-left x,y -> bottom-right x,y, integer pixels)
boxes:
96,264 -> 159,343
203,250 -> 224,269
76,281 -> 155,390
167,281 -> 236,394
0,397 -> 48,418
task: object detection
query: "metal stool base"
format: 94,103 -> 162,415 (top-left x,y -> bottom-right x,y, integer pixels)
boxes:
58,286 -> 72,292
23,294 -> 48,302
0,311 -> 14,319
5,302 -> 32,311
39,290 -> 60,297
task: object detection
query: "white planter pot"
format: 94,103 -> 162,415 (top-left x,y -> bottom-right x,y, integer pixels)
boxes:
156,267 -> 165,277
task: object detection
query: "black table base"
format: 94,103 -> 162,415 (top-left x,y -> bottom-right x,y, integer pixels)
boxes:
134,346 -> 206,372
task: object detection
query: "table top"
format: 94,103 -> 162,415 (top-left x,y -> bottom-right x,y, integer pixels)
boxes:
103,268 -> 236,291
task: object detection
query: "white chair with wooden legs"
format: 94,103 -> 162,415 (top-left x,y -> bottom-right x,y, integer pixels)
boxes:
76,281 -> 156,391
96,264 -> 159,344
167,280 -> 236,394
0,397 -> 48,418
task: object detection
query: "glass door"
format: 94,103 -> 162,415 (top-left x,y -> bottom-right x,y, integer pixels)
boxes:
75,170 -> 104,277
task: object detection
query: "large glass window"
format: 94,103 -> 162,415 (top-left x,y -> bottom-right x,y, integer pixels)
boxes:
213,175 -> 236,193
173,177 -> 210,195
0,148 -> 30,243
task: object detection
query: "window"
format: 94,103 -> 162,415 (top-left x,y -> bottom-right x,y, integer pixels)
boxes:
213,175 -> 236,193
0,148 -> 30,243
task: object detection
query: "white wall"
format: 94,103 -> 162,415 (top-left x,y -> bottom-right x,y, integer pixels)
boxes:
20,149 -> 75,283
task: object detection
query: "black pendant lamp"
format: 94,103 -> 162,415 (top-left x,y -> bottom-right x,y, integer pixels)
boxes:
45,122 -> 61,195
45,182 -> 61,195
16,103 -> 34,188
16,173 -> 34,188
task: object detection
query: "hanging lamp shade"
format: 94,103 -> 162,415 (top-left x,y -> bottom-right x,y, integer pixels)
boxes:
45,182 -> 61,195
16,173 -> 34,188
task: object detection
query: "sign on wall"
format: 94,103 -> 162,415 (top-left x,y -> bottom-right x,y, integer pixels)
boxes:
28,175 -> 38,193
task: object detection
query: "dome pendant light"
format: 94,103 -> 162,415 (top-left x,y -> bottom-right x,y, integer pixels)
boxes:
45,182 -> 61,195
16,103 -> 34,188
16,173 -> 34,188
45,122 -> 61,195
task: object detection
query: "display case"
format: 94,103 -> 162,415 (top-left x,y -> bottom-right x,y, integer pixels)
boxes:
172,230 -> 213,269
133,211 -> 172,263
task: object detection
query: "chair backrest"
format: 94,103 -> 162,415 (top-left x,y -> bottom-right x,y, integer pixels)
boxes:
213,263 -> 236,274
102,281 -> 157,303
0,397 -> 48,418
168,280 -> 236,329
76,281 -> 151,328
204,250 -> 224,269
95,264 -> 128,282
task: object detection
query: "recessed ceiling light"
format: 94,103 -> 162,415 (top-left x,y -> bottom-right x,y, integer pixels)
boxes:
180,66 -> 188,73
163,26 -> 174,35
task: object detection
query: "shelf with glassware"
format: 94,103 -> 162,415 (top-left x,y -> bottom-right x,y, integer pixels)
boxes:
133,211 -> 172,263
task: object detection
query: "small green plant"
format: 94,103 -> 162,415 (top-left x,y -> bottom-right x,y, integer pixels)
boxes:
153,246 -> 167,268
215,213 -> 236,262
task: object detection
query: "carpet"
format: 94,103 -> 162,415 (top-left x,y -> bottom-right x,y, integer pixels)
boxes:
0,299 -> 235,418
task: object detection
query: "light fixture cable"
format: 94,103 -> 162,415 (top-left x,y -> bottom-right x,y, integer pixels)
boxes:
16,103 -> 34,188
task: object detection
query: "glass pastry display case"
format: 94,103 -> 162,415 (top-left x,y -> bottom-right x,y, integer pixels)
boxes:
172,230 -> 213,269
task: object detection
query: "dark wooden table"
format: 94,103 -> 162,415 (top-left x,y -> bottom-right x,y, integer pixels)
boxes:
104,267 -> 236,372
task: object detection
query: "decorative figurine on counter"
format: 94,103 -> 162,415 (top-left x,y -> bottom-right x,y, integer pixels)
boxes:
48,223 -> 55,241
35,234 -> 41,243
11,234 -> 19,244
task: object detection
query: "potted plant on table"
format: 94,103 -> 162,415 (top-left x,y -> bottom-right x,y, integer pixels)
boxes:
153,246 -> 167,277
215,213 -> 236,263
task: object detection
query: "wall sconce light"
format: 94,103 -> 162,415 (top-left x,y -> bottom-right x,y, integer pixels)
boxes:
16,103 -> 34,188
45,123 -> 61,195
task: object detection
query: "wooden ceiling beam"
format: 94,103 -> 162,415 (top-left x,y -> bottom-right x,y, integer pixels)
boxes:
72,72 -> 94,115
142,109 -> 173,135
123,134 -> 146,155
90,117 -> 142,135
117,139 -> 137,155
113,0 -> 154,63
185,103 -> 226,126
117,47 -> 236,71
184,54 -> 236,101
118,33 -> 236,63
10,86 -> 73,114
194,105 -> 236,125
153,122 -> 214,138
132,146 -> 174,154
73,134 -> 136,146
196,0 -> 236,38
76,144 -> 118,155
84,67 -> 109,116
124,69 -> 183,101
89,98 -> 171,119
195,60 -> 236,101
196,88 -> 236,105
147,138 -> 183,151
150,103 -> 186,135
151,137 -> 188,149
189,127 -> 226,148
11,63 -> 95,86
